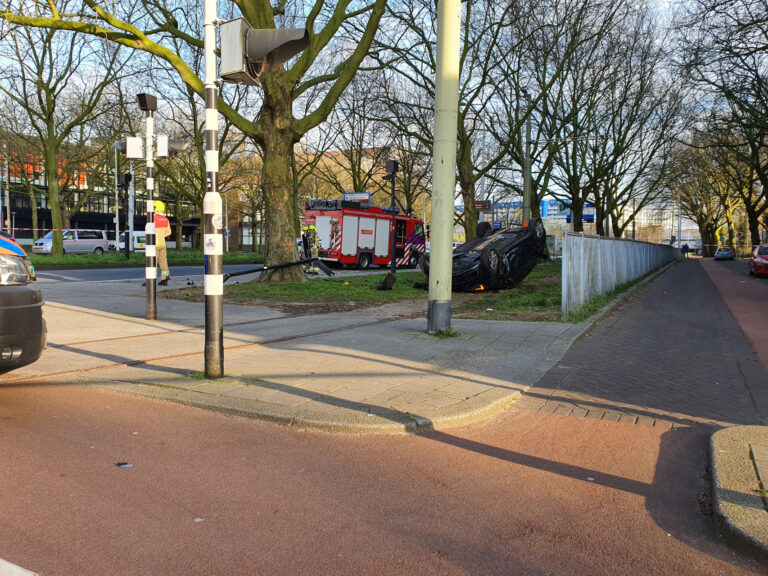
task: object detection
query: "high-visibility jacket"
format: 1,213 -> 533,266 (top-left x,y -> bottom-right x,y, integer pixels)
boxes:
154,213 -> 171,247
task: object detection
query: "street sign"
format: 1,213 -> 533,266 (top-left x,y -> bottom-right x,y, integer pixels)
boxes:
474,200 -> 492,211
344,192 -> 370,203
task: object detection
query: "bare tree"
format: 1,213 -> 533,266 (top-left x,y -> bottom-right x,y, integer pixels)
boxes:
0,2 -> 126,255
313,75 -> 391,203
677,0 -> 768,245
1,0 -> 388,280
667,142 -> 728,255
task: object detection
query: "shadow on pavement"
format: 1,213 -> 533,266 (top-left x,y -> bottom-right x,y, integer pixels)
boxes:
417,426 -> 766,574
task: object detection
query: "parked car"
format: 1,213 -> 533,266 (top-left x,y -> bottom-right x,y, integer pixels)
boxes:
109,232 -> 191,252
714,246 -> 735,261
748,244 -> 768,278
0,234 -> 45,374
32,229 -> 110,254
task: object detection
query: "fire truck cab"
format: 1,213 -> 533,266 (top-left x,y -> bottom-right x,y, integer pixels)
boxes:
304,199 -> 426,269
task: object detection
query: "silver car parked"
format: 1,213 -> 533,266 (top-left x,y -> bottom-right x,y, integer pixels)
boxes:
32,229 -> 110,254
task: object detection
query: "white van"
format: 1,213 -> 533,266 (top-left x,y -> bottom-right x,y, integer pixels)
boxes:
109,232 -> 146,252
32,229 -> 110,254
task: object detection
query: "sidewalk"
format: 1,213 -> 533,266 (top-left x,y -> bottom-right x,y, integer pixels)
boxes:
6,275 -> 591,433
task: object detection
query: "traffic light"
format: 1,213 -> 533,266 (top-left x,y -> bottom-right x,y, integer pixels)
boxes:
156,136 -> 190,157
136,93 -> 158,112
114,138 -> 143,159
383,159 -> 399,182
119,173 -> 132,189
220,18 -> 309,85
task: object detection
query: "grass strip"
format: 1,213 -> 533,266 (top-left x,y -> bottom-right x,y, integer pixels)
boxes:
30,250 -> 263,269
565,271 -> 652,323
165,270 -> 429,309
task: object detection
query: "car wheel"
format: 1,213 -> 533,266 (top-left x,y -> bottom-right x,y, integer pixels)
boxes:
408,254 -> 419,268
357,253 -> 371,270
94,246 -> 104,254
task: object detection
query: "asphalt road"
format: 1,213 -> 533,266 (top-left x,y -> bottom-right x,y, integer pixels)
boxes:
34,264 -> 257,284
1,259 -> 765,575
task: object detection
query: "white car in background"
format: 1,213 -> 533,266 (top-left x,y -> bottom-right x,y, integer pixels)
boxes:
32,229 -> 110,254
425,241 -> 461,253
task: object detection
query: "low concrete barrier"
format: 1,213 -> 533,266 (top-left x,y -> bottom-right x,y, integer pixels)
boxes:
561,232 -> 679,317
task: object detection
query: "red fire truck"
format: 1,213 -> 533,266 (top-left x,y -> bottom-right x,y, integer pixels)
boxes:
304,199 -> 426,269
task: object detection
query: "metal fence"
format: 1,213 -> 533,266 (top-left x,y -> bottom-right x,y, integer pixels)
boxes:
561,232 -> 679,317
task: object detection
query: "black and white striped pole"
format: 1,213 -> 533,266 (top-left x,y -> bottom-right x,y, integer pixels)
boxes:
137,93 -> 158,321
203,0 -> 224,378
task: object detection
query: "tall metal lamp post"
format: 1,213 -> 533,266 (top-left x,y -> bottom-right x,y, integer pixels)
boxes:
383,159 -> 399,275
521,89 -> 532,223
428,0 -> 461,334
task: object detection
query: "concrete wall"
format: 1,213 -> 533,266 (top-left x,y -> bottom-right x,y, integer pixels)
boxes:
561,232 -> 679,317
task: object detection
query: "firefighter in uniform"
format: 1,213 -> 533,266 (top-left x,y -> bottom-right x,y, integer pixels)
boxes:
308,224 -> 320,274
301,226 -> 311,272
154,200 -> 172,285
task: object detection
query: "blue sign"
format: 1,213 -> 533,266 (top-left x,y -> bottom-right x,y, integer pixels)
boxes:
493,221 -> 502,230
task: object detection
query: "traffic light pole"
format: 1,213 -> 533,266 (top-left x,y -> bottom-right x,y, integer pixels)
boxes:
204,0 -> 224,378
143,109 -> 157,320
385,160 -> 399,276
128,161 -> 135,260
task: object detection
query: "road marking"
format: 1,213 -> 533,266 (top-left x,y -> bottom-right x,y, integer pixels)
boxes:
0,558 -> 38,575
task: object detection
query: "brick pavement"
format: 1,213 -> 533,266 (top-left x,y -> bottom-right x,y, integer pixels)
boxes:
516,259 -> 768,428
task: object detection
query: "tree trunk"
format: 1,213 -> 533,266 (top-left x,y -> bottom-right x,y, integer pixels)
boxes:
700,220 -> 717,258
175,222 -> 183,251
44,150 -> 64,256
531,196 -> 541,219
457,144 -> 477,240
27,186 -> 38,241
747,209 -> 761,248
594,196 -> 605,236
459,180 -> 477,241
725,204 -> 735,248
256,98 -> 304,283
612,217 -> 623,238
571,198 -> 584,233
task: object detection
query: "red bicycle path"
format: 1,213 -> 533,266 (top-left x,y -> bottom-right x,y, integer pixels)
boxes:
700,257 -> 768,374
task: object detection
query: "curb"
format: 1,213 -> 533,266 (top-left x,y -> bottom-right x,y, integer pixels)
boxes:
710,426 -> 768,563
80,261 -> 681,435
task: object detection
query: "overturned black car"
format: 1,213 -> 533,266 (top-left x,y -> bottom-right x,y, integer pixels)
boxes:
421,218 -> 549,292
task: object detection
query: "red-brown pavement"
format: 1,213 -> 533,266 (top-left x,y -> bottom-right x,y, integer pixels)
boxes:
0,390 -> 761,574
1,259 -> 767,575
700,257 -> 768,372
